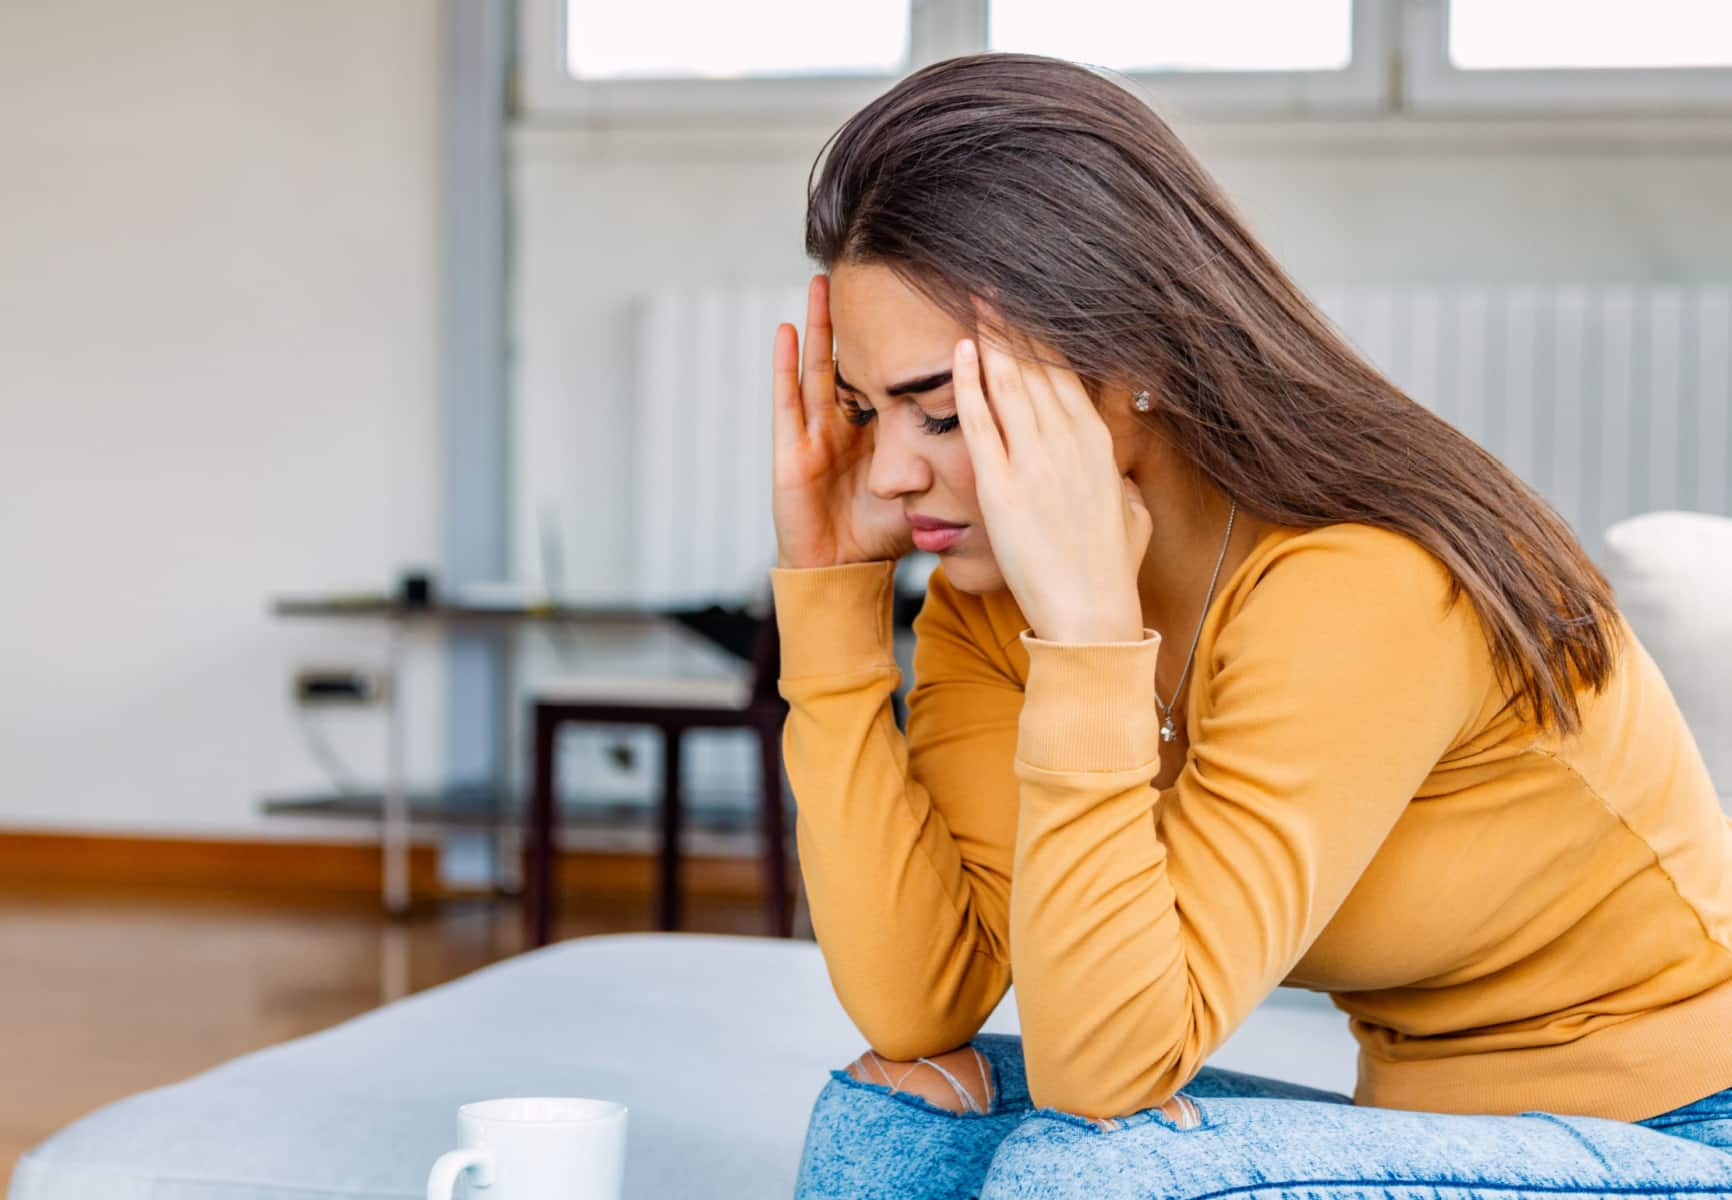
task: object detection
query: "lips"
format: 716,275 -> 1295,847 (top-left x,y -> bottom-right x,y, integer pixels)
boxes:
911,525 -> 967,553
907,515 -> 967,531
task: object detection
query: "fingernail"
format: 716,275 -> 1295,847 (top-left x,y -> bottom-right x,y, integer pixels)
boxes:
959,338 -> 976,360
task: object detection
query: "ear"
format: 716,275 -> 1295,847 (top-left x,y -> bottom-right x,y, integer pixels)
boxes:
1094,381 -> 1142,445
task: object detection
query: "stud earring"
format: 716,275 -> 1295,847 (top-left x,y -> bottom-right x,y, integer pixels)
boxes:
1133,389 -> 1152,412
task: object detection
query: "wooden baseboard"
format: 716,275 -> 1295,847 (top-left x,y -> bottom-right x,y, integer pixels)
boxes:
0,831 -> 443,895
0,831 -> 788,904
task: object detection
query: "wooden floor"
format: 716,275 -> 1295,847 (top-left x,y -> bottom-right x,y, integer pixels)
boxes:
0,880 -> 770,1193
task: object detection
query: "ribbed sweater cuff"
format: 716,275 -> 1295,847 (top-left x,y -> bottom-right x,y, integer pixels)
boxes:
1015,627 -> 1164,772
767,561 -> 900,679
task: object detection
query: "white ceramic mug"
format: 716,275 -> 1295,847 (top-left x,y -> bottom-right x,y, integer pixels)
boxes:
426,1097 -> 628,1200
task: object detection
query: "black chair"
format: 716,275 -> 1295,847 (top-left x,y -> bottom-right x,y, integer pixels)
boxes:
521,596 -> 794,947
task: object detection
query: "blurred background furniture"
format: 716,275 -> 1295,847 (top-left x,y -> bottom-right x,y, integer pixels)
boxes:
268,569 -> 923,935
520,572 -> 927,946
522,602 -> 794,944
267,593 -> 862,919
266,595 -> 675,913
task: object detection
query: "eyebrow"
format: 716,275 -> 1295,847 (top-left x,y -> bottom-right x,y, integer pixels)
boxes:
833,364 -> 954,399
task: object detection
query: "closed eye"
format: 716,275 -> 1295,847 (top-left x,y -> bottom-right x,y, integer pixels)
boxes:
837,394 -> 959,435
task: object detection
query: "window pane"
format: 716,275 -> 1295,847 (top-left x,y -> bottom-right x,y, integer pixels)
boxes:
565,0 -> 907,80
988,0 -> 1352,73
1450,0 -> 1732,70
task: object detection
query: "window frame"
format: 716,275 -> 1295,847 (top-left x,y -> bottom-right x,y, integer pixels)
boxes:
1401,0 -> 1732,114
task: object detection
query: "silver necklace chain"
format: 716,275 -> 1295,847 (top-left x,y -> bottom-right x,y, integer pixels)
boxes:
1155,498 -> 1238,745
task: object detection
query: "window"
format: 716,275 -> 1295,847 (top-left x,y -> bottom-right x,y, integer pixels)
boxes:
985,0 -> 1385,112
1406,0 -> 1732,111
988,0 -> 1353,74
519,0 -> 917,118
1448,0 -> 1732,71
563,1 -> 909,80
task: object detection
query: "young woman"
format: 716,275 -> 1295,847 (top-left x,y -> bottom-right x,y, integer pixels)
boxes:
766,52 -> 1732,1199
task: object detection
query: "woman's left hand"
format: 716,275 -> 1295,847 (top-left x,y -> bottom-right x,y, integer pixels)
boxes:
952,327 -> 1153,644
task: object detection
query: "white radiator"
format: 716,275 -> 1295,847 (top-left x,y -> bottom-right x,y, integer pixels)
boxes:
633,284 -> 809,607
633,284 -> 1732,605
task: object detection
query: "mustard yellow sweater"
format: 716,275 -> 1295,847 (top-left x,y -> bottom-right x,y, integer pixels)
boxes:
767,521 -> 1732,1123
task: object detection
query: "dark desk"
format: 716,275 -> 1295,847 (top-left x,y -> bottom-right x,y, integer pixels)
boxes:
272,597 -> 670,623
270,583 -> 925,915
268,592 -> 758,913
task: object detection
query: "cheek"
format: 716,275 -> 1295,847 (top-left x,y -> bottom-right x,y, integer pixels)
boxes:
940,440 -> 978,500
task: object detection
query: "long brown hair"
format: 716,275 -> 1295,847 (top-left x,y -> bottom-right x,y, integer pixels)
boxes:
804,51 -> 1621,738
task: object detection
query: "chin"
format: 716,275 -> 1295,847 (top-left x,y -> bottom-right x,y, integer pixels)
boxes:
929,552 -> 1005,596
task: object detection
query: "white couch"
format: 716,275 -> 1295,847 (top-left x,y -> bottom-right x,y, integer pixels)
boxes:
1599,510 -> 1732,810
11,512 -> 1729,1200
6,934 -> 1354,1200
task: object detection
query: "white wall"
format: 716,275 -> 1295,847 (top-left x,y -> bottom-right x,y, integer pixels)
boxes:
508,107 -> 1732,801
0,1 -> 446,836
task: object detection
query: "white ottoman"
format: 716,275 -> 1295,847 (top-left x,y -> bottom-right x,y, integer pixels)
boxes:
8,932 -> 1354,1200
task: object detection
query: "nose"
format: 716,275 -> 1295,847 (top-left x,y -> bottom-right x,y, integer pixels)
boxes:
865,413 -> 933,502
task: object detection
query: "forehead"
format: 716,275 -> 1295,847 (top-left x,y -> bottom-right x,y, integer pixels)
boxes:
828,263 -> 969,388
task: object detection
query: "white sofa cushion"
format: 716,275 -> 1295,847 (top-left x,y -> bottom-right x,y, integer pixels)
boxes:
1601,510 -> 1732,806
8,933 -> 1354,1200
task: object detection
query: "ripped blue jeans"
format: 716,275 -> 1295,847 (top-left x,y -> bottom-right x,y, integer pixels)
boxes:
792,1033 -> 1732,1199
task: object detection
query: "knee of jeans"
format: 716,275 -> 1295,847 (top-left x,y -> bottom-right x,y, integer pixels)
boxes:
1031,1091 -> 1204,1134
979,1097 -> 1205,1199
841,1043 -> 998,1115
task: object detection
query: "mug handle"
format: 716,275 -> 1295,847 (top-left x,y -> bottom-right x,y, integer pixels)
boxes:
427,1147 -> 494,1199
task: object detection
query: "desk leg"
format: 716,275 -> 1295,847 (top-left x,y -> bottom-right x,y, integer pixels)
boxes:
757,713 -> 790,938
382,623 -> 411,916
524,707 -> 557,948
658,727 -> 684,932
492,624 -> 521,893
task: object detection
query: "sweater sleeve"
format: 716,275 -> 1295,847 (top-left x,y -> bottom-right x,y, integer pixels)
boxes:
767,559 -> 1018,1062
1008,532 -> 1488,1118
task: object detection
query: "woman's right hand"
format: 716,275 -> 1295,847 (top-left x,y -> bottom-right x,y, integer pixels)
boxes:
771,274 -> 916,570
